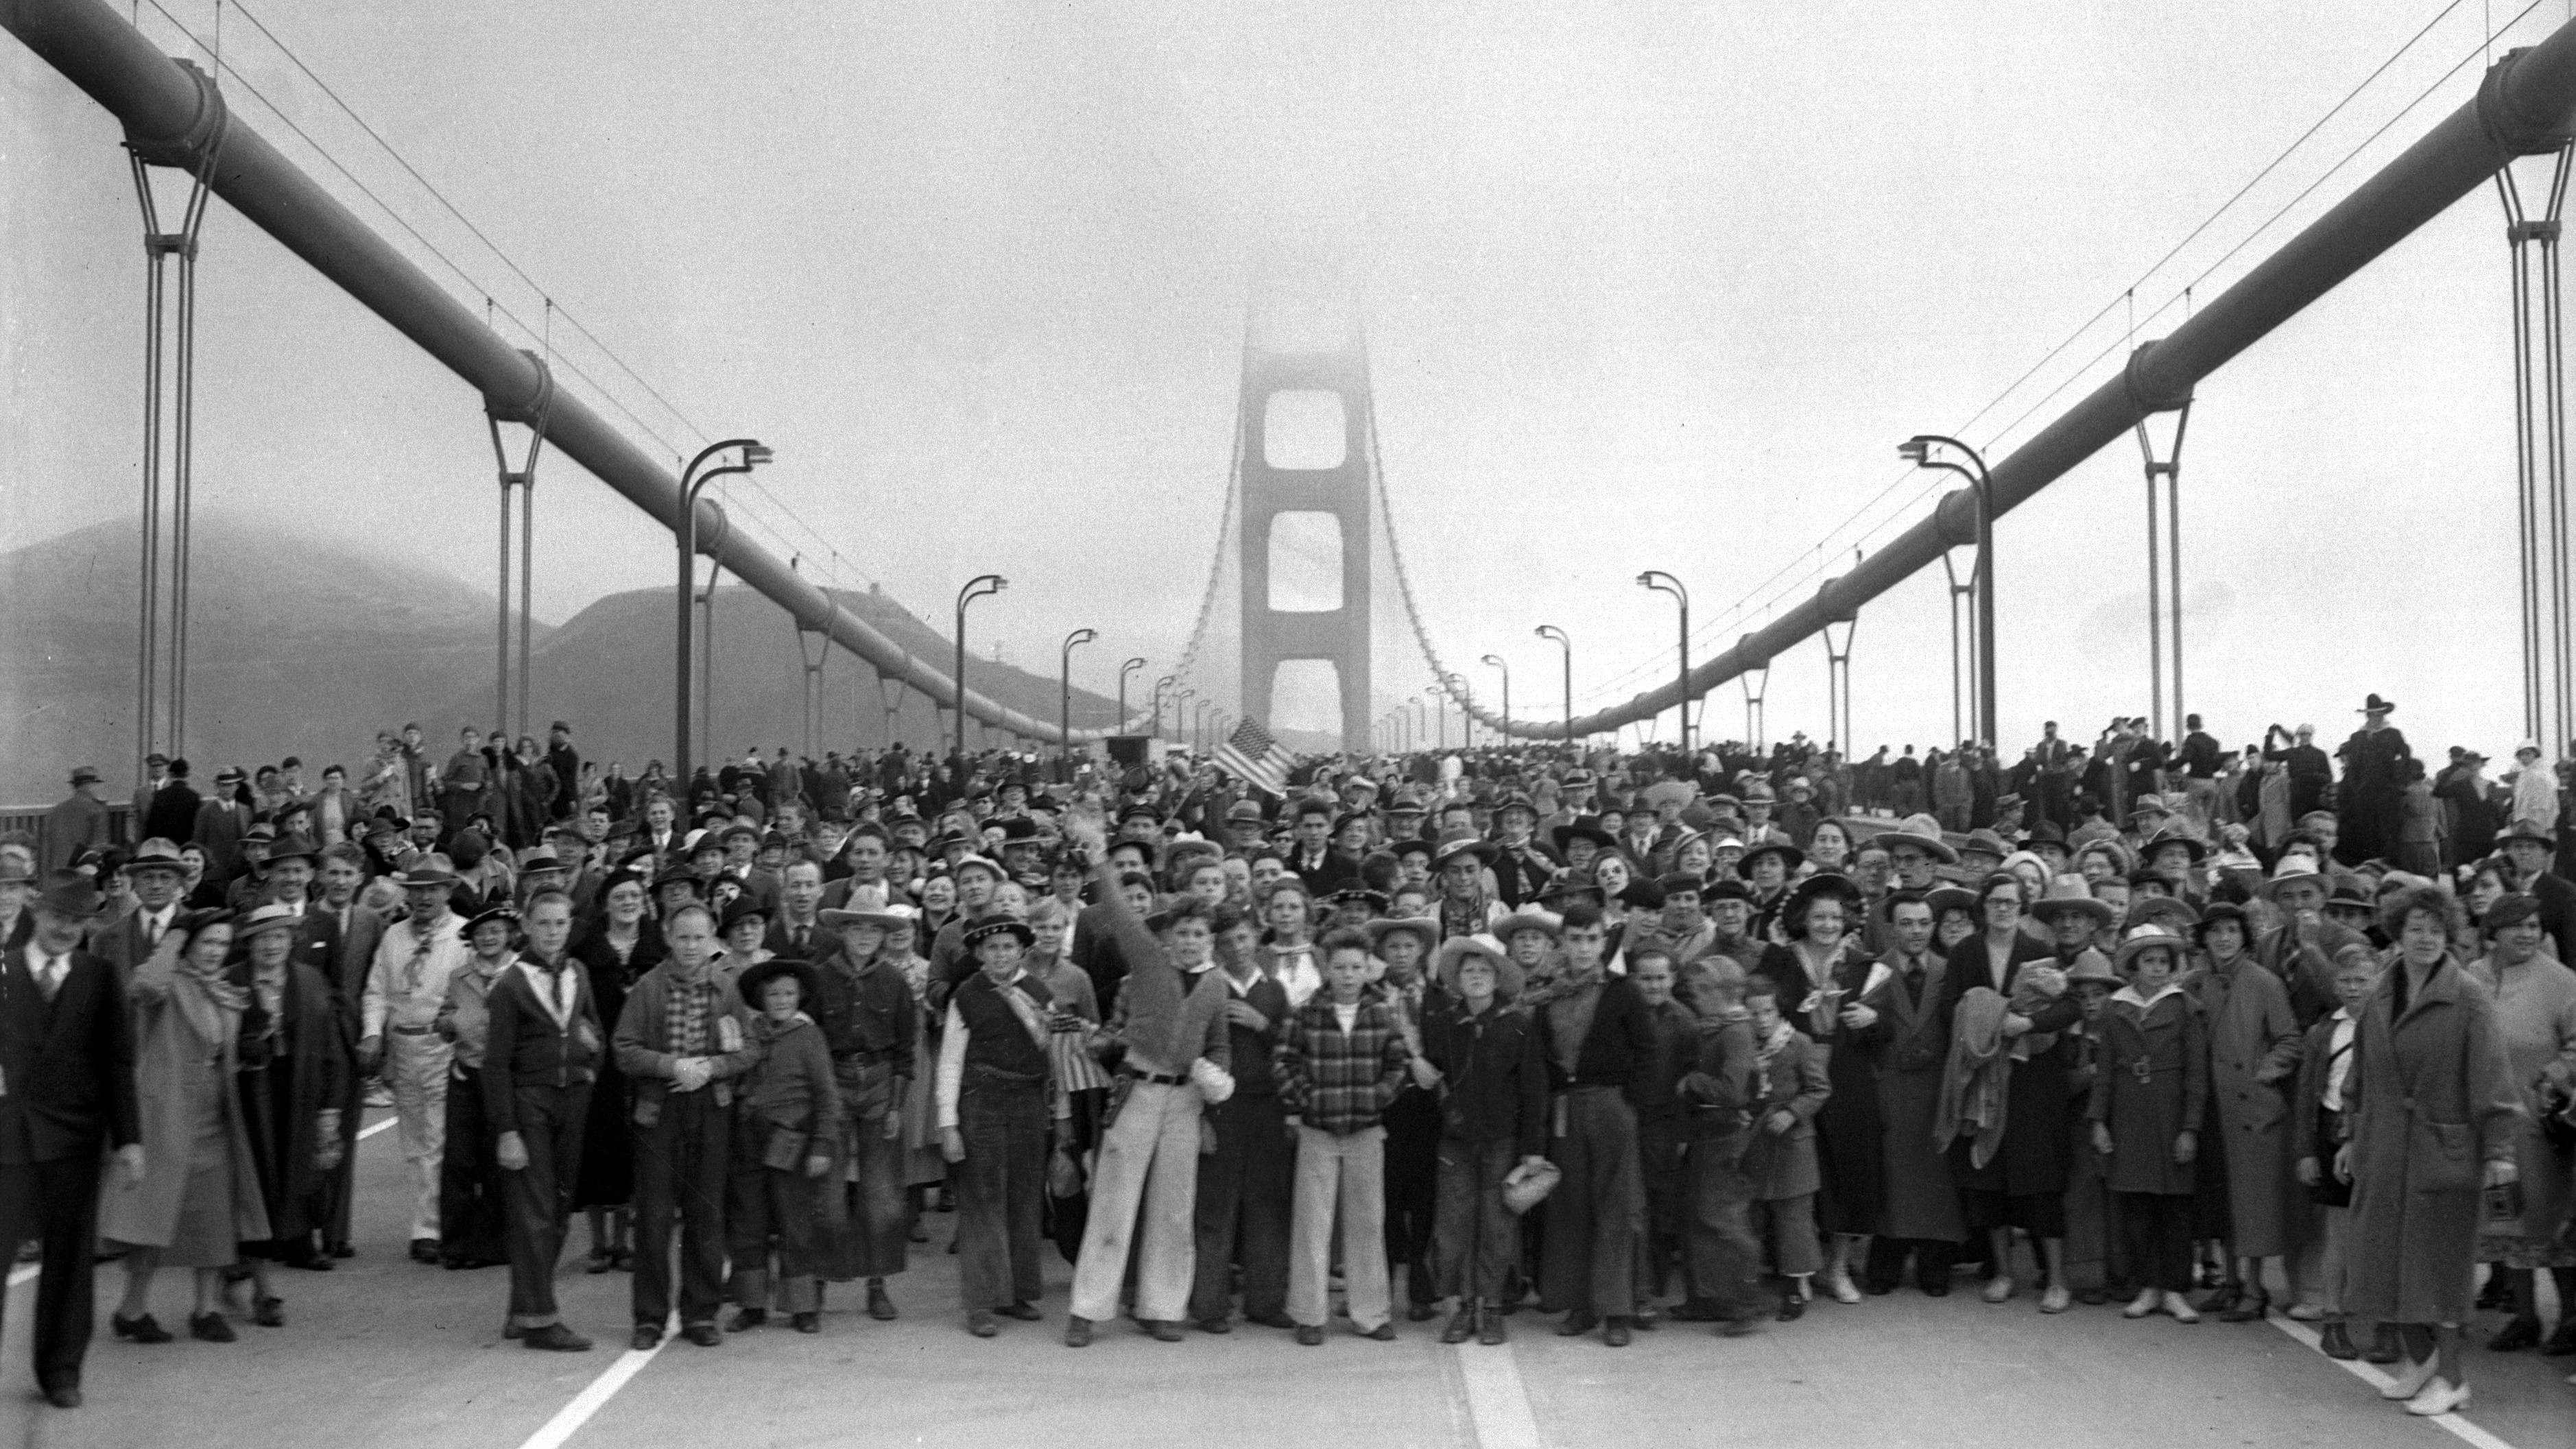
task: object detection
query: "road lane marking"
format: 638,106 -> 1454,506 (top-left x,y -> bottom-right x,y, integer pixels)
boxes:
515,1337 -> 667,1449
359,1116 -> 396,1140
1453,1341 -> 1544,1449
2266,1317 -> 2521,1449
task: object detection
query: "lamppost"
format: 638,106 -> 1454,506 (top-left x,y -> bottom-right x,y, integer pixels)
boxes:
1059,627 -> 1097,782
1176,687 -> 1196,752
1480,654 -> 1512,743
1118,656 -> 1147,732
1446,673 -> 1475,752
953,573 -> 1007,768
1740,635 -> 1769,753
675,438 -> 770,787
1407,695 -> 1424,754
1535,624 -> 1572,745
1636,570 -> 1691,756
1901,435 -> 1996,744
1195,698 -> 1215,756
1427,686 -> 1446,751
1152,675 -> 1176,740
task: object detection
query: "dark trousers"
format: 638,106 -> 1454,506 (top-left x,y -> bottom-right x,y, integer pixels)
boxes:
2116,1192 -> 2194,1293
1635,1110 -> 1684,1298
440,1064 -> 506,1264
1681,1136 -> 1769,1322
1863,1235 -> 1957,1293
1191,1092 -> 1291,1323
503,1084 -> 590,1327
1540,1088 -> 1643,1318
1383,1089 -> 1440,1306
1431,1136 -> 1518,1301
632,1089 -> 730,1329
0,1157 -> 102,1391
956,1084 -> 1048,1311
728,1138 -> 824,1314
322,1059 -> 363,1252
835,1112 -> 908,1280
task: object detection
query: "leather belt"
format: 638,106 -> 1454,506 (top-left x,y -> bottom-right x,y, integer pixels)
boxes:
1135,1072 -> 1187,1087
392,1024 -> 436,1035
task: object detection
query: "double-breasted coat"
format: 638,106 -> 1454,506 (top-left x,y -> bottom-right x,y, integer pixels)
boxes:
2089,987 -> 2208,1197
2343,957 -> 2522,1324
2194,957 -> 2305,1256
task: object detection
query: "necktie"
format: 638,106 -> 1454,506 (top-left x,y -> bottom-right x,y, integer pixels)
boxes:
403,927 -> 435,996
146,914 -> 164,950
793,926 -> 809,954
36,954 -> 62,1002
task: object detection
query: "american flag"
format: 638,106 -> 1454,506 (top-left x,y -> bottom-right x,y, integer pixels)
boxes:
1212,716 -> 1292,798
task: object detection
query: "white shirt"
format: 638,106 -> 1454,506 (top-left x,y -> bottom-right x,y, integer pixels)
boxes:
2323,1007 -> 2357,1112
935,968 -> 1031,1132
516,957 -> 578,1031
138,904 -> 178,948
29,948 -> 69,999
363,912 -> 471,1036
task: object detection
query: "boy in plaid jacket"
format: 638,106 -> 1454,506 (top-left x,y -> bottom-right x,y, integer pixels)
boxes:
1274,929 -> 1413,1344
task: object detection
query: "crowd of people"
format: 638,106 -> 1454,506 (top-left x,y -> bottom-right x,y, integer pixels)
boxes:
0,694 -> 2568,1423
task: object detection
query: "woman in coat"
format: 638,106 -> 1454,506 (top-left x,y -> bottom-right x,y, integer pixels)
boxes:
228,904 -> 351,1326
2090,925 -> 2208,1323
1763,876 -> 1880,1304
104,911 -> 273,1343
2341,885 -> 2523,1417
572,869 -> 660,1271
2189,902 -> 2306,1321
2463,893 -> 2576,1354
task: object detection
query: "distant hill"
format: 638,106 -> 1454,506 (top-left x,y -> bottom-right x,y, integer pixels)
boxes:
0,513 -> 1124,804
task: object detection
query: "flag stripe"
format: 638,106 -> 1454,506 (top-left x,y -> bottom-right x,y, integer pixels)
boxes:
1213,717 -> 1291,795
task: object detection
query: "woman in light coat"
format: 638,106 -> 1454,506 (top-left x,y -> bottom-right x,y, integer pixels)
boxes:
102,911 -> 272,1343
2340,885 -> 2521,1417
2464,893 -> 2576,1354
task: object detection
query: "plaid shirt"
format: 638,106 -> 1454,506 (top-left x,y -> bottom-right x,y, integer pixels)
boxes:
665,973 -> 721,1057
1274,990 -> 1410,1136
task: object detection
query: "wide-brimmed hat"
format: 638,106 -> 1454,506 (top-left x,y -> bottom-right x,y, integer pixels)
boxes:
2019,819 -> 2068,849
1435,932 -> 1523,998
1551,817 -> 1619,855
2063,948 -> 2123,989
1363,915 -> 1440,954
2358,693 -> 2396,714
1431,833 -> 1498,872
462,902 -> 521,937
2323,879 -> 2374,914
2138,826 -> 2207,864
951,854 -> 1008,883
718,896 -> 772,935
2027,875 -> 2114,927
1320,885 -> 1390,915
1491,792 -> 1540,821
2258,854 -> 2330,900
2496,818 -> 2557,851
2127,794 -> 2174,825
122,838 -> 187,875
1923,885 -> 1980,920
67,765 -> 102,787
962,915 -> 1036,951
261,835 -> 321,870
737,956 -> 820,1007
1536,870 -> 1605,911
1492,907 -> 1564,942
1225,799 -> 1267,825
2112,922 -> 2191,971
1872,816 -> 1959,865
2193,901 -> 2253,942
1736,841 -> 1804,878
2126,896 -> 2201,935
29,871 -> 103,920
394,861 -> 457,889
1957,829 -> 2010,861
233,902 -> 302,943
822,897 -> 919,933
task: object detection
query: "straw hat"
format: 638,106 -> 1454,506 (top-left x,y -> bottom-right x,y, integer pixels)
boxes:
1434,932 -> 1523,998
2112,923 -> 2190,972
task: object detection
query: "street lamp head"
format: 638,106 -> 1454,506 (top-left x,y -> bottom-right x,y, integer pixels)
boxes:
1898,437 -> 1931,463
1634,571 -> 1654,588
741,443 -> 774,467
1481,654 -> 1505,669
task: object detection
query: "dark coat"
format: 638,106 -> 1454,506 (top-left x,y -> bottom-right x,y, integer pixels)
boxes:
481,959 -> 604,1133
1942,932 -> 2081,1197
0,946 -> 140,1162
141,780 -> 202,848
1739,1029 -> 1831,1200
1419,998 -> 1547,1155
230,953 -> 353,1241
2088,987 -> 2208,1196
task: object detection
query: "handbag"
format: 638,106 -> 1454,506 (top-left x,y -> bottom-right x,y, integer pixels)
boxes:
1501,1158 -> 1561,1216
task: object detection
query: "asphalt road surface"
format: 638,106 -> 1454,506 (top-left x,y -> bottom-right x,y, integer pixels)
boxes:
1,1110 -> 2566,1449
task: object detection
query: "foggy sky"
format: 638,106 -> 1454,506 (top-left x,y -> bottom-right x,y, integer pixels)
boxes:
2,0 -> 2557,762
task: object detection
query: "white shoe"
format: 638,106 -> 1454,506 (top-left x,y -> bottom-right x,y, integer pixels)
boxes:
1826,1269 -> 1861,1306
1981,1276 -> 2015,1304
2405,1378 -> 2469,1417
2381,1356 -> 2437,1401
2161,1292 -> 2200,1324
2123,1289 -> 2160,1319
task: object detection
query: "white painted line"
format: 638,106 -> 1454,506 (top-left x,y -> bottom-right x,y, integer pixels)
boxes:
1453,1341 -> 1544,1449
514,1337 -> 667,1449
2267,1317 -> 2521,1449
6,1262 -> 33,1289
359,1116 -> 396,1140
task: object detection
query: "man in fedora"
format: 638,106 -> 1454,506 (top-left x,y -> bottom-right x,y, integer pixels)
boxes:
91,839 -> 189,987
191,767 -> 255,885
2496,819 -> 2576,964
43,767 -> 110,876
2335,695 -> 2411,867
1,873 -> 142,1409
361,860 -> 475,1264
2253,855 -> 2373,1029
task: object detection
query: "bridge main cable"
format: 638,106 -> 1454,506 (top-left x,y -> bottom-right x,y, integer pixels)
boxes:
1423,23 -> 2576,742
3,0 -> 1104,745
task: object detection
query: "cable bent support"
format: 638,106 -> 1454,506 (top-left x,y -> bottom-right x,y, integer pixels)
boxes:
3,0 -> 1108,743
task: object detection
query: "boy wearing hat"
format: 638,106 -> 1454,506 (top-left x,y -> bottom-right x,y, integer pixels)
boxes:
813,896 -> 920,1321
1418,933 -> 1547,1345
936,915 -> 1055,1337
726,958 -> 842,1334
1,873 -> 142,1408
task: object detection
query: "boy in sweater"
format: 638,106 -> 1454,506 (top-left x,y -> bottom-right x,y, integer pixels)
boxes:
1276,929 -> 1413,1345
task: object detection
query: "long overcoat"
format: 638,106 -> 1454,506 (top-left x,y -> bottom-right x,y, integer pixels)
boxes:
2195,957 -> 2305,1256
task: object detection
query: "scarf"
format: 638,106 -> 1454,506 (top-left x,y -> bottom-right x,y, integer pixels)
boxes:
1439,882 -> 1492,942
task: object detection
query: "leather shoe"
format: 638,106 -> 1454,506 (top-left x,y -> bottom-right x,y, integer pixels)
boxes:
1776,1293 -> 1805,1322
1063,1315 -> 1093,1348
43,1386 -> 80,1409
1603,1317 -> 1632,1348
999,1302 -> 1044,1322
112,1313 -> 172,1344
967,1310 -> 998,1338
1359,1322 -> 1395,1341
1441,1306 -> 1477,1345
2542,1319 -> 2576,1356
2487,1315 -> 2541,1352
791,1313 -> 820,1334
2318,1321 -> 2358,1360
1556,1309 -> 1598,1337
521,1324 -> 593,1352
867,1282 -> 898,1321
1143,1319 -> 1184,1342
682,1323 -> 721,1348
724,1308 -> 767,1333
1407,1302 -> 1441,1321
190,1313 -> 234,1343
252,1295 -> 285,1328
1195,1317 -> 1232,1334
1293,1324 -> 1323,1346
630,1326 -> 661,1351
1477,1307 -> 1507,1346
1247,1311 -> 1298,1330
2365,1324 -> 2402,1364
407,1239 -> 442,1266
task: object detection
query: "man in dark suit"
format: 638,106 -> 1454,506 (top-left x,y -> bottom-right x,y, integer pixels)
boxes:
315,842 -> 385,1257
1284,798 -> 1358,896
488,889 -> 601,1350
191,766 -> 254,885
87,839 -> 189,987
141,758 -> 202,848
1,874 -> 141,1409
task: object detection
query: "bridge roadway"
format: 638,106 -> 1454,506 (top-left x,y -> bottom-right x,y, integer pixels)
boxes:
0,1109 -> 2560,1449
